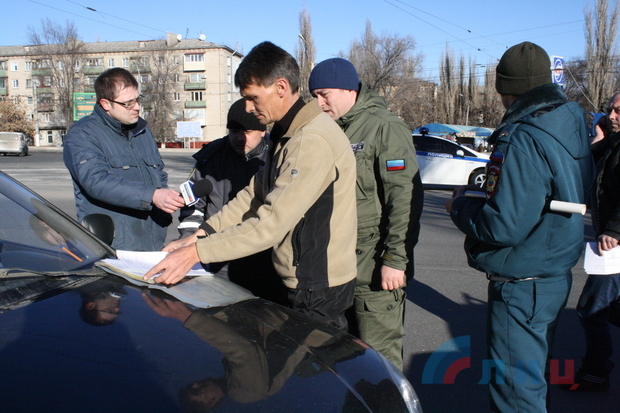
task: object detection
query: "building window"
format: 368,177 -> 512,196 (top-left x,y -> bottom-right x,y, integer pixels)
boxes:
189,73 -> 203,82
12,79 -> 18,88
139,42 -> 145,48
42,113 -> 52,123
13,97 -> 19,105
185,54 -> 204,62
139,75 -> 148,83
43,76 -> 52,87
227,57 -> 231,67
108,58 -> 115,67
86,76 -> 97,85
191,91 -> 203,101
47,130 -> 53,143
172,74 -> 180,83
173,92 -> 180,101
122,58 -> 129,67
0,61 -> 6,70
0,79 -> 5,88
25,61 -> 32,71
85,58 -> 103,67
60,130 -> 67,141
27,96 -> 33,105
11,62 -> 18,71
26,79 -> 32,88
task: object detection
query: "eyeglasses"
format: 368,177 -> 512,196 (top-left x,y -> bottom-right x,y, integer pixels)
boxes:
107,94 -> 144,110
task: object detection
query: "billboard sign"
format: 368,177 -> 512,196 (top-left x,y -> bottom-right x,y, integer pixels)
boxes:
73,93 -> 97,121
177,121 -> 202,138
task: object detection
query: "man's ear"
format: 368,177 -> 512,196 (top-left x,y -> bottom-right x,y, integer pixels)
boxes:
275,78 -> 289,97
99,99 -> 111,111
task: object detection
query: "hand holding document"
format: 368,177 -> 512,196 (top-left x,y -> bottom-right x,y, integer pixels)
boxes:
584,242 -> 620,275
96,250 -> 210,284
95,250 -> 255,308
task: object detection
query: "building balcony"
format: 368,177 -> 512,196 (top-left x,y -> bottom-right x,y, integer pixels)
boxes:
32,68 -> 52,76
84,86 -> 95,93
36,87 -> 53,94
0,70 -> 6,77
185,101 -> 206,108
0,88 -> 6,96
82,66 -> 105,75
184,82 -> 206,90
130,63 -> 151,73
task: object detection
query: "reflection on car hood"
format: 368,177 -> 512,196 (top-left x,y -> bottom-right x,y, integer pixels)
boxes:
0,276 -> 412,412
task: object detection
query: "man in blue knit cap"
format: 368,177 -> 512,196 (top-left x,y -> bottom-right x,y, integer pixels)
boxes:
309,58 -> 423,370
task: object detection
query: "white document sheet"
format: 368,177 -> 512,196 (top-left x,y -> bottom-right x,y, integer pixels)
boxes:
584,242 -> 620,275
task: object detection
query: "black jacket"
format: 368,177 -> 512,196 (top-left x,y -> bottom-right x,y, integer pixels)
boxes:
591,133 -> 620,239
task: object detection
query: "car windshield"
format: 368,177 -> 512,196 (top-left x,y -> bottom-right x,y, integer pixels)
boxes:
0,171 -> 114,273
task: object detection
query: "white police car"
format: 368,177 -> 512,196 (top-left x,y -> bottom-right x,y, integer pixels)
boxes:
413,132 -> 489,188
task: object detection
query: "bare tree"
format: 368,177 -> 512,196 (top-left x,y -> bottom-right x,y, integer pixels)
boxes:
439,46 -> 457,124
28,18 -> 84,130
141,48 -> 183,143
478,63 -> 504,127
585,0 -> 620,111
344,20 -> 423,127
0,98 -> 35,138
295,8 -> 316,101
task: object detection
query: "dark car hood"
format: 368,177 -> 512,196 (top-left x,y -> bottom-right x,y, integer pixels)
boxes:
0,276 -> 409,413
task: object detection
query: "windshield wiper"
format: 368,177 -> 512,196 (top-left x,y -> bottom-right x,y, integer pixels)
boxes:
0,267 -> 106,279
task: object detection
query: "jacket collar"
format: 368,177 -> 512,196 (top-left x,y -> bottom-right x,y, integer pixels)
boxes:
498,84 -> 566,130
93,104 -> 148,138
270,97 -> 306,144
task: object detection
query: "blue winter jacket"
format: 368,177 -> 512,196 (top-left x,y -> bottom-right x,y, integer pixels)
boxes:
450,84 -> 594,279
63,104 -> 171,251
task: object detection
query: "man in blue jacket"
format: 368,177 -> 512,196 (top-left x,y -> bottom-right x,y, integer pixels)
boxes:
64,68 -> 184,251
445,42 -> 594,412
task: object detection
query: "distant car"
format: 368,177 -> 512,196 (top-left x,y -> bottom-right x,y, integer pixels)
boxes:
0,131 -> 29,156
413,133 -> 489,188
0,170 -> 422,413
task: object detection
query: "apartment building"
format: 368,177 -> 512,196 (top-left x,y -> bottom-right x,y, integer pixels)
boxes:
0,33 -> 243,146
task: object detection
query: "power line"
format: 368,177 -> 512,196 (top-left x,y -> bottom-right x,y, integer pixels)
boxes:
27,0 -> 157,40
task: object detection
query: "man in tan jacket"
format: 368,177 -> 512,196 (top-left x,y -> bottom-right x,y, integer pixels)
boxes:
145,41 -> 358,330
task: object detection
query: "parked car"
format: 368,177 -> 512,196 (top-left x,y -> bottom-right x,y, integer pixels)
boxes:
412,133 -> 489,188
0,131 -> 29,156
0,171 -> 422,413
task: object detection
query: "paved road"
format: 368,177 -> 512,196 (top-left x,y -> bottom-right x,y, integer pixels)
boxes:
2,147 -> 620,412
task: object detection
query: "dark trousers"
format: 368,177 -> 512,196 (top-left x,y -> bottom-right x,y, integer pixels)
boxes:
487,272 -> 571,413
576,273 -> 620,375
287,279 -> 355,331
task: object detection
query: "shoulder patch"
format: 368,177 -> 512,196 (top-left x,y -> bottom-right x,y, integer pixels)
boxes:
386,159 -> 406,171
490,150 -> 505,164
485,164 -> 501,197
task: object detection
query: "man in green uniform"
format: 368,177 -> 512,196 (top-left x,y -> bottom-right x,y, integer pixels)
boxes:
309,58 -> 423,369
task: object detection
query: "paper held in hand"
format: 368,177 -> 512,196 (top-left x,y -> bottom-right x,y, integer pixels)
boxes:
95,250 -> 211,284
584,242 -> 620,275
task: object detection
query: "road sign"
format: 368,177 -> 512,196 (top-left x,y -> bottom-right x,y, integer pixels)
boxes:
551,56 -> 564,87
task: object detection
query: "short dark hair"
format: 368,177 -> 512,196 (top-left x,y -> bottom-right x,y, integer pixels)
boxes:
95,67 -> 139,103
234,41 -> 300,93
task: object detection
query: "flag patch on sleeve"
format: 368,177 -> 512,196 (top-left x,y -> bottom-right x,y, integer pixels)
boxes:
386,159 -> 406,171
